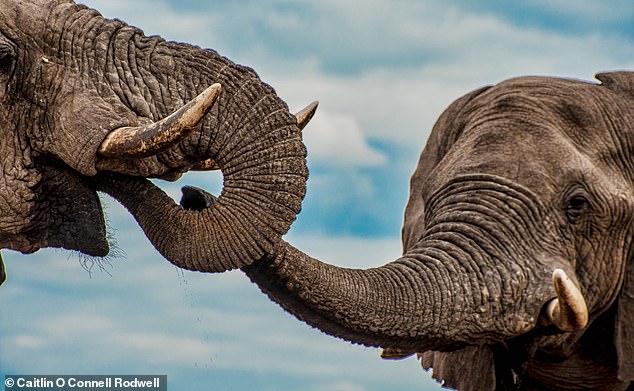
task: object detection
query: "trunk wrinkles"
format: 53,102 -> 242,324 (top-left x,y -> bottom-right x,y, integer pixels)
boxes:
244,175 -> 558,350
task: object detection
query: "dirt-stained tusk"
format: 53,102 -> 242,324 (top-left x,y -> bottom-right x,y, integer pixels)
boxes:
295,101 -> 318,131
98,83 -> 222,158
545,269 -> 588,332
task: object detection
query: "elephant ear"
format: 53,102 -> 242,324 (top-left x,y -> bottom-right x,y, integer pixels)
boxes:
402,85 -> 491,251
420,347 -> 496,391
596,71 -> 634,98
597,71 -> 634,381
615,252 -> 634,381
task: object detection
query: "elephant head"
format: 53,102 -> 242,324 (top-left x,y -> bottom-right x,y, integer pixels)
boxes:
0,0 -> 315,280
179,74 -> 634,390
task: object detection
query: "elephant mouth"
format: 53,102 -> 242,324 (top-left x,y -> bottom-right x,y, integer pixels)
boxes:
0,160 -> 110,259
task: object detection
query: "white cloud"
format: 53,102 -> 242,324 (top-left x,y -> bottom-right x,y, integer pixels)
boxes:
301,109 -> 387,168
525,0 -> 634,22
13,334 -> 46,350
273,71 -> 471,148
78,0 -> 216,45
269,18 -> 634,148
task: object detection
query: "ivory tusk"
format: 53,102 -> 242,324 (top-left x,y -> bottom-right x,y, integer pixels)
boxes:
98,83 -> 222,158
545,269 -> 588,332
295,101 -> 318,131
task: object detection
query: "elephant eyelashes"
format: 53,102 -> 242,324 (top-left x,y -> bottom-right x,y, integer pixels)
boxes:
0,50 -> 10,70
0,43 -> 16,83
0,39 -> 15,78
564,194 -> 590,221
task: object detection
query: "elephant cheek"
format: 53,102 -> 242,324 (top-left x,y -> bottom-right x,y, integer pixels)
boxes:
33,165 -> 109,256
34,79 -> 139,177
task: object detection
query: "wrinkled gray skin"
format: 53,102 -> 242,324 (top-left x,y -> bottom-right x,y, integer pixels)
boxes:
2,2 -> 634,390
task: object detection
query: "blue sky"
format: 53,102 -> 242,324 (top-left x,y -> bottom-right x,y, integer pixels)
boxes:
2,1 -> 634,390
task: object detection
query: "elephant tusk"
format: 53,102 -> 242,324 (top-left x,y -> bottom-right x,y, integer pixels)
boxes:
545,269 -> 588,332
294,101 -> 319,131
98,83 -> 222,158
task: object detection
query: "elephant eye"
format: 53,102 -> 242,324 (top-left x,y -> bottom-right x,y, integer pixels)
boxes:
565,194 -> 590,221
0,48 -> 14,71
0,37 -> 16,76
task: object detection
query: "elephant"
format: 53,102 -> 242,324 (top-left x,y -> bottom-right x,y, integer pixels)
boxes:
0,0 -> 314,274
2,1 -> 634,390
184,73 -> 634,390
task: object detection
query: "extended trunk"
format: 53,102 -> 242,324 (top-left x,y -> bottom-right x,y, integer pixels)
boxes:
241,239 -> 555,352
239,175 -> 571,350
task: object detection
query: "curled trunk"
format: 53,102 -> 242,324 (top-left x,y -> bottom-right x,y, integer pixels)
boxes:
69,6 -> 310,271
96,127 -> 306,272
96,85 -> 308,271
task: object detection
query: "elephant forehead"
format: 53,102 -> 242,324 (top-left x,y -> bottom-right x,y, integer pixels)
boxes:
432,124 -> 577,193
446,75 -> 628,184
0,0 -> 48,29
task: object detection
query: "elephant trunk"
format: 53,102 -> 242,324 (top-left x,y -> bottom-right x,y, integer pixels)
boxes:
94,75 -> 307,271
93,60 -> 308,272
241,242 -> 546,352
96,125 -> 306,272
241,175 -> 577,351
82,11 -> 308,272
